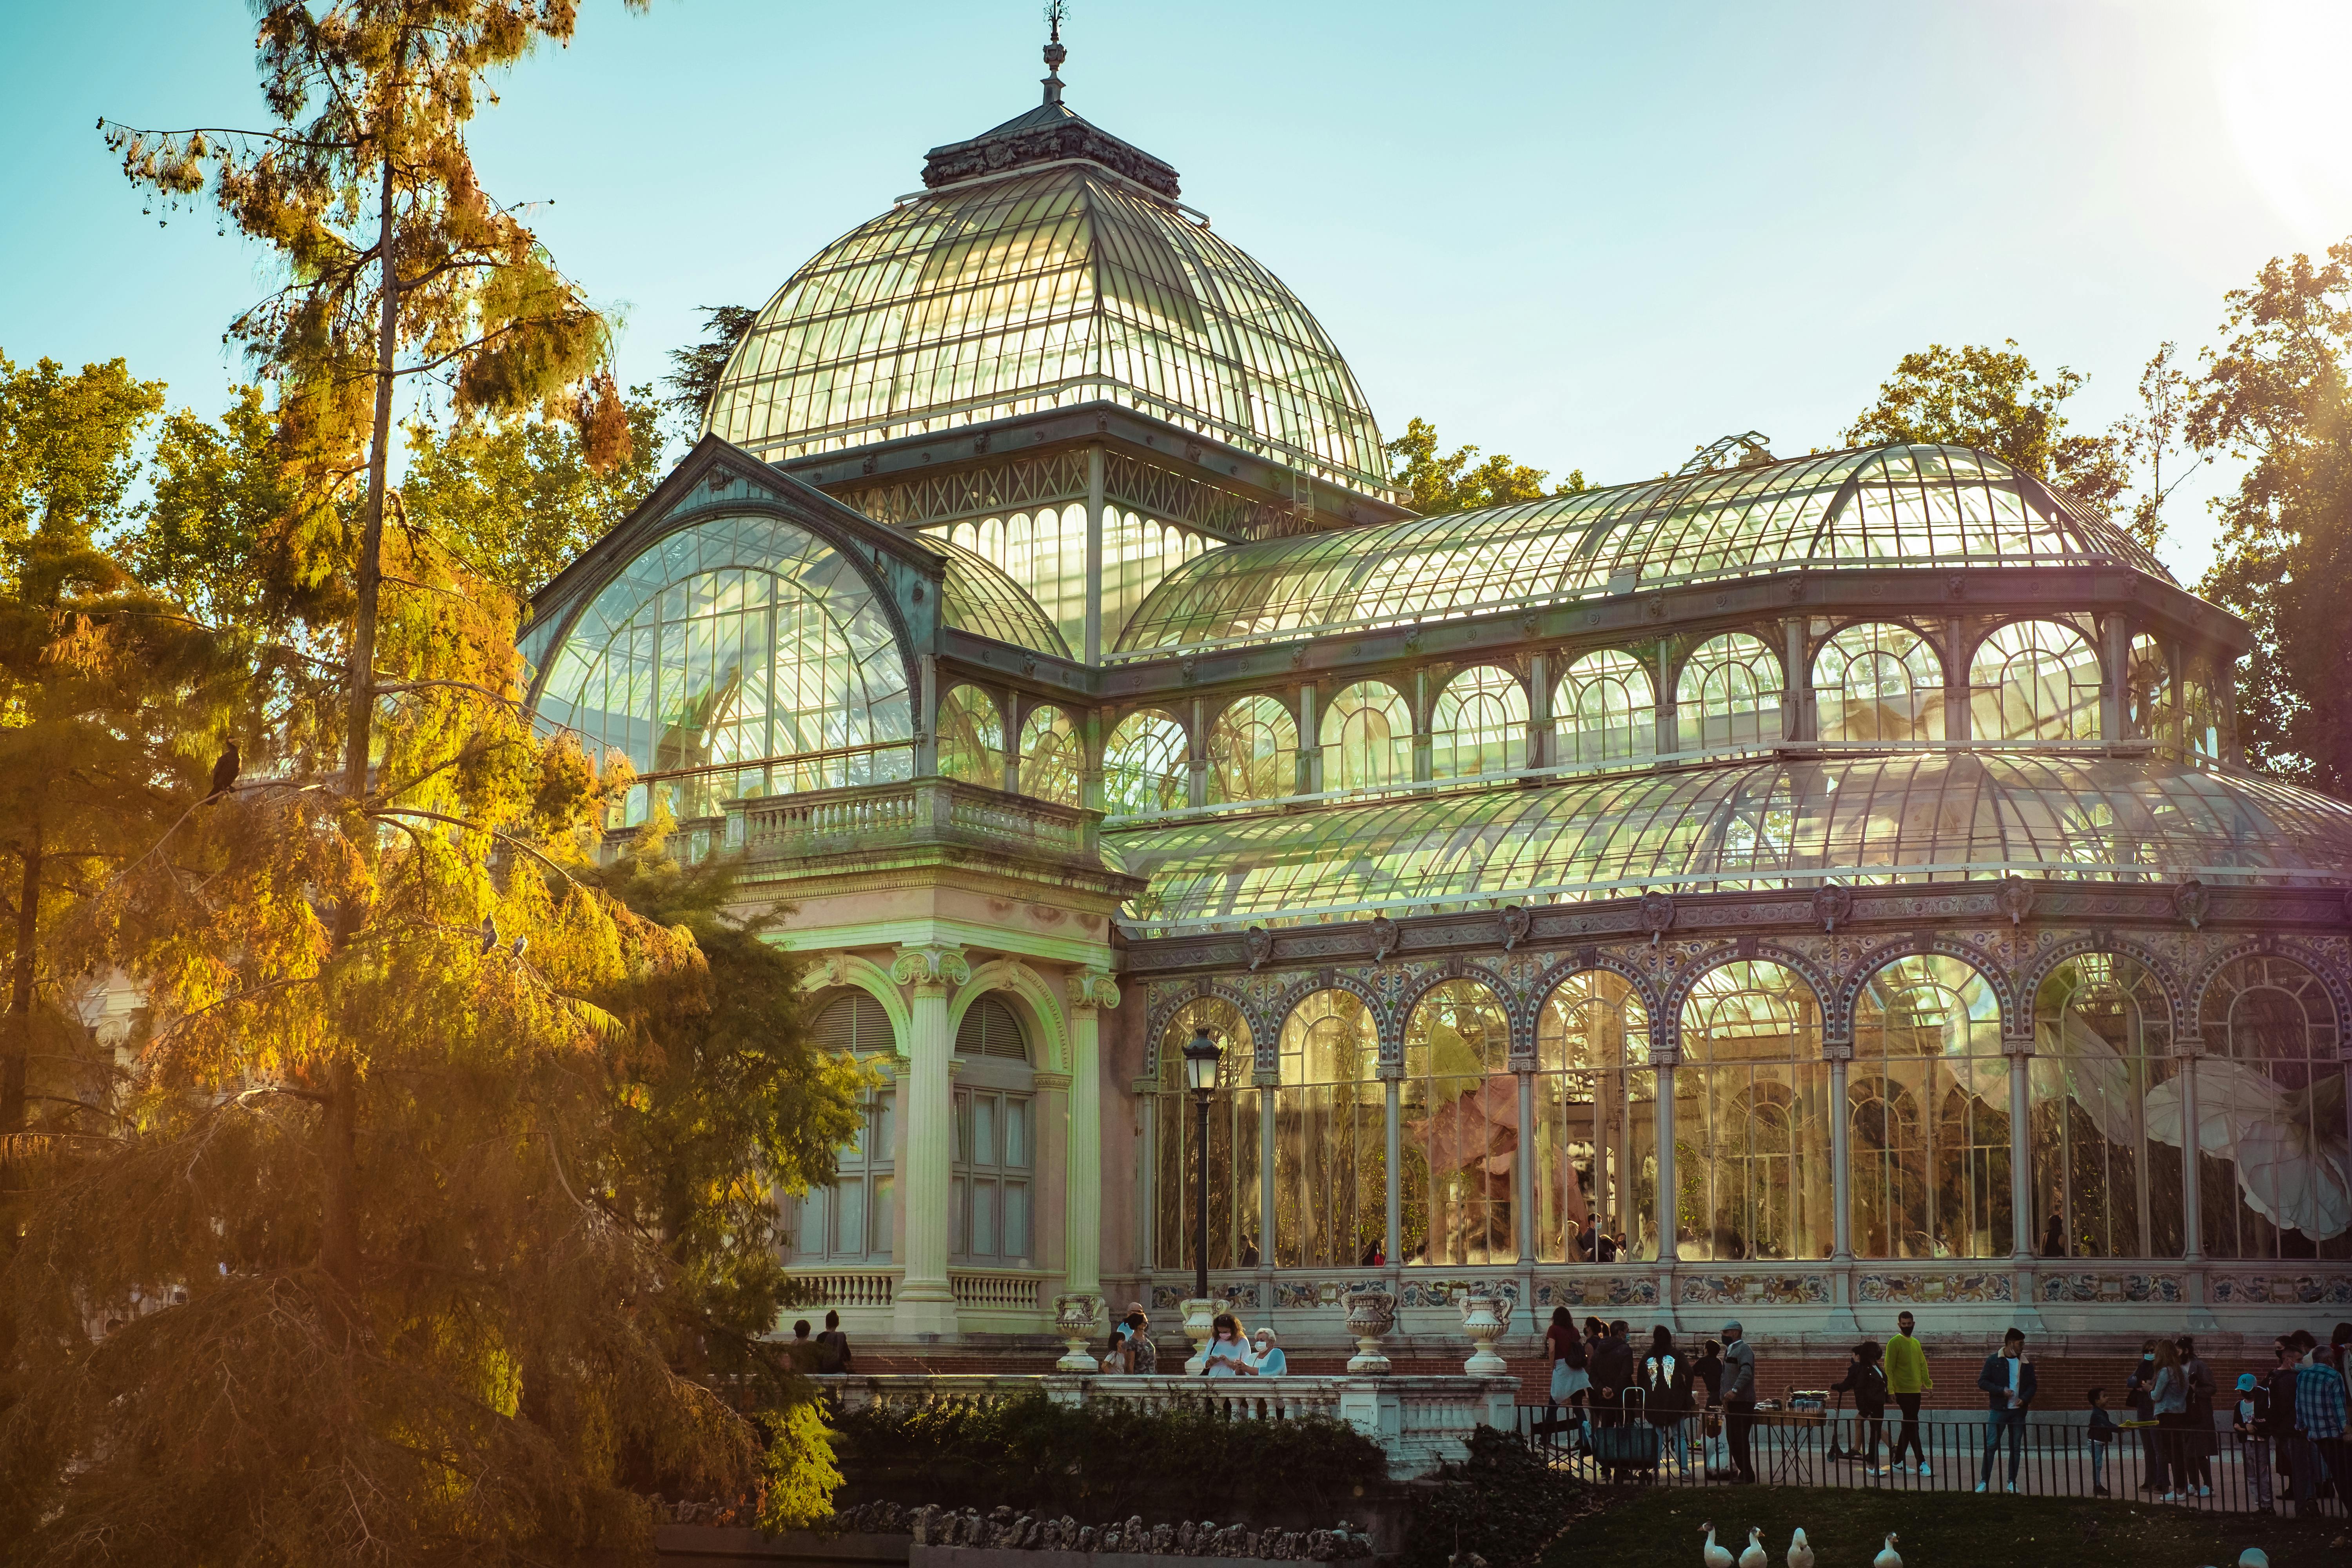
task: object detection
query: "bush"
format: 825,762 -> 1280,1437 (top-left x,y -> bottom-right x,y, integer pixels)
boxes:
1401,1427 -> 1586,1568
830,1391 -> 1387,1519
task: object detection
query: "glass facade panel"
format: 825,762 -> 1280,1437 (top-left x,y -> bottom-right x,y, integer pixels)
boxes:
1431,665 -> 1529,779
1534,971 -> 1656,1261
1205,694 -> 1298,806
952,1088 -> 1033,1266
1676,962 -> 1833,1262
2192,954 -> 2351,1259
1849,955 -> 2012,1259
934,535 -> 1071,657
1152,998 -> 1259,1272
1272,990 -> 1385,1268
1813,621 -> 1945,744
1401,980 -> 1517,1266
1970,619 -> 2102,742
1105,709 -> 1188,815
2127,633 -> 2172,747
946,508 -> 1091,659
1677,633 -> 1782,753
1320,681 -> 1412,795
1553,649 -> 1656,766
2030,953 -> 2184,1259
794,1089 -> 895,1265
938,684 -> 1005,787
1018,704 -> 1083,806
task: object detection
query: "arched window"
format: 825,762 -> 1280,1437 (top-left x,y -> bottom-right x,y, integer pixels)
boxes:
1677,633 -> 1782,753
1205,695 -> 1299,806
951,994 -> 1034,1267
1431,666 -> 1528,779
1017,704 -> 1082,807
1675,961 -> 1831,1262
936,684 -> 1004,787
955,995 -> 1030,1060
1401,980 -> 1515,1265
1851,955 -> 2011,1259
1104,508 -> 1209,652
1104,710 -> 1189,816
1533,971 -> 1655,1261
2029,953 -> 2183,1259
1813,622 -> 1944,744
1553,650 -> 1656,766
2183,666 -> 2224,763
951,506 -> 1089,657
1272,990 -> 1385,1269
794,987 -> 897,1265
1970,619 -> 2102,741
2127,633 -> 2172,746
1152,998 -> 1260,1272
2192,954 -> 2349,1259
1320,681 -> 1411,794
533,515 -> 913,824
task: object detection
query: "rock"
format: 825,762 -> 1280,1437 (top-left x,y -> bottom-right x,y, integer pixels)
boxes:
1256,1526 -> 1282,1559
1062,1516 -> 1081,1550
1276,1532 -> 1301,1561
1077,1527 -> 1097,1552
1127,1516 -> 1146,1552
1177,1522 -> 1198,1553
1100,1524 -> 1123,1553
907,1505 -> 939,1545
1151,1523 -> 1176,1553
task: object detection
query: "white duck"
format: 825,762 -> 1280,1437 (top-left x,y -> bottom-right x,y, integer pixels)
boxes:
1873,1534 -> 1902,1568
1786,1527 -> 1814,1568
1701,1523 -> 1736,1568
1738,1527 -> 1767,1568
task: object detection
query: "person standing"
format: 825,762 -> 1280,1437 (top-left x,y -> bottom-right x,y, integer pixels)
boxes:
1250,1328 -> 1286,1376
2087,1386 -> 2119,1497
2178,1336 -> 2216,1497
1722,1320 -> 1759,1484
1833,1340 -> 1891,1475
1975,1327 -> 2036,1494
2148,1338 -> 2189,1501
1543,1307 -> 1589,1443
1886,1310 -> 1934,1476
1592,1319 -> 1635,1431
2294,1329 -> 2350,1510
813,1309 -> 853,1374
1123,1312 -> 1159,1375
2265,1338 -> 2301,1514
2127,1339 -> 2163,1492
1200,1312 -> 1254,1377
2235,1372 -> 2275,1514
1694,1338 -> 1727,1474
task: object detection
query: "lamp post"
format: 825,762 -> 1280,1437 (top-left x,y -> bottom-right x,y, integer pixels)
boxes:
1181,1023 -> 1223,1303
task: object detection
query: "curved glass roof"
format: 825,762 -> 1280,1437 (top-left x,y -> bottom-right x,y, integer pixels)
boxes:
1106,752 -> 2352,933
937,536 -> 1070,657
705,164 -> 1388,494
1113,443 -> 2171,661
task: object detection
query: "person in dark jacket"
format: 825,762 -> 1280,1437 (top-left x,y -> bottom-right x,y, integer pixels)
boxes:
2127,1339 -> 2163,1492
1693,1338 -> 1727,1473
2235,1371 -> 2276,1513
1976,1328 -> 2037,1492
1833,1340 -> 1891,1475
1722,1321 -> 1759,1484
1641,1326 -> 1697,1474
2178,1335 -> 2216,1496
1590,1319 -> 1635,1428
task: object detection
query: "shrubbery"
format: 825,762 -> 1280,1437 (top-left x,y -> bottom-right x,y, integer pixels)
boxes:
1401,1426 -> 1588,1568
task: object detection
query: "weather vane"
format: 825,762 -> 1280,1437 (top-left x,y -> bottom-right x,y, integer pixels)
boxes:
1046,1 -> 1066,46
1041,0 -> 1068,104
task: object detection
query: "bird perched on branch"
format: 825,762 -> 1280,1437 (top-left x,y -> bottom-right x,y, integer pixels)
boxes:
207,741 -> 239,802
1786,1527 -> 1813,1568
480,914 -> 499,955
1701,1524 -> 1734,1568
1738,1527 -> 1766,1568
1874,1534 -> 1902,1568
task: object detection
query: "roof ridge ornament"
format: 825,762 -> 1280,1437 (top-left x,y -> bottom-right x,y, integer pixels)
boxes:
1042,0 -> 1068,106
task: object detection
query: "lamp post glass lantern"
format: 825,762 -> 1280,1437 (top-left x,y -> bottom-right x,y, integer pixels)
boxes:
1182,1024 -> 1223,1300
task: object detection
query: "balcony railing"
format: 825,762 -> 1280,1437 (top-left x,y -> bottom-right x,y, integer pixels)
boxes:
735,778 -> 1100,864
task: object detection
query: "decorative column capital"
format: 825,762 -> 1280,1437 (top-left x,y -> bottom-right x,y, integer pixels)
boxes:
1067,967 -> 1121,1012
891,942 -> 971,993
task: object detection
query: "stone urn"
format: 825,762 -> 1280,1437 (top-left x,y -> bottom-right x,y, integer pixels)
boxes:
1458,1294 -> 1512,1376
1178,1297 -> 1220,1374
1343,1288 -> 1396,1375
1053,1292 -> 1104,1373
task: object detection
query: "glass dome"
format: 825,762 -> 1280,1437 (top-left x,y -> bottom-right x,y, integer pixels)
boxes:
1113,443 -> 2172,661
1108,751 -> 2352,933
705,161 -> 1389,494
936,536 -> 1070,657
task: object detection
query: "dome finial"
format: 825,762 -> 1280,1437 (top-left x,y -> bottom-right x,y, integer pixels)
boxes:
1042,0 -> 1068,105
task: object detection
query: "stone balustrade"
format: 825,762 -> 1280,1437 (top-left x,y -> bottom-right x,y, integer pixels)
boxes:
735,778 -> 1099,863
818,1373 -> 1517,1479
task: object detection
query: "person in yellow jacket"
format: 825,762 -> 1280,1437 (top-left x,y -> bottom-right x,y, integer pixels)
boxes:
1886,1310 -> 1935,1475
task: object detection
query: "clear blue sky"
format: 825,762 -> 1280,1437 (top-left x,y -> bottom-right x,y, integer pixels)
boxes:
5,1 -> 2349,583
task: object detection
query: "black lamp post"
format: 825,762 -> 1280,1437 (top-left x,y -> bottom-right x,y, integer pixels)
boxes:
1181,1023 -> 1224,1302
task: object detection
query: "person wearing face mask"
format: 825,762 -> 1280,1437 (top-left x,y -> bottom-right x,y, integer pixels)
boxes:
2126,1339 -> 2163,1492
1200,1313 -> 1254,1377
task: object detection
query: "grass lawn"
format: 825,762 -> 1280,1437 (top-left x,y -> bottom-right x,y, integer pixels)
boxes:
1542,1486 -> 2350,1568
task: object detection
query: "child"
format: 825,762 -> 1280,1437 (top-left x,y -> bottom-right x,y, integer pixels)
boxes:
2233,1371 -> 2274,1513
2086,1386 -> 2118,1497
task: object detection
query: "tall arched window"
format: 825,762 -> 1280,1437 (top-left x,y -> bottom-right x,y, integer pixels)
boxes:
2192,954 -> 2350,1259
793,989 -> 897,1265
1104,710 -> 1188,816
1677,633 -> 1782,753
1553,650 -> 1656,766
937,684 -> 1004,786
1402,980 -> 1516,1265
1320,681 -> 1412,794
951,996 -> 1034,1267
1152,998 -> 1260,1272
1272,990 -> 1385,1268
2127,633 -> 2172,746
1017,704 -> 1082,807
1851,955 -> 2011,1258
1813,622 -> 1944,743
1970,619 -> 2102,741
1431,666 -> 1528,779
949,506 -> 1089,657
1534,971 -> 1655,1261
1676,961 -> 1831,1262
1205,695 -> 1299,806
2029,953 -> 2183,1259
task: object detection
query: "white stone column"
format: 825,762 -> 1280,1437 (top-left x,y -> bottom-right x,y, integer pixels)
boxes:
1385,1075 -> 1402,1264
1830,1056 -> 1853,1261
1514,1070 -> 1535,1263
1085,446 -> 1105,666
892,943 -> 969,1337
2010,1041 -> 2036,1261
1654,1060 -> 1677,1264
2180,1040 -> 2205,1261
1064,969 -> 1118,1298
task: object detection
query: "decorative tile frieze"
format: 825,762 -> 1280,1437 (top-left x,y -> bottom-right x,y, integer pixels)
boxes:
1678,1273 -> 1832,1307
1535,1275 -> 1660,1308
1856,1272 -> 2013,1305
2208,1273 -> 2352,1306
2038,1272 -> 2185,1304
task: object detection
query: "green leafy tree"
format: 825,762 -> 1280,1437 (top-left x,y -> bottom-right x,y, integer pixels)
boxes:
664,304 -> 759,435
1843,339 -> 2129,511
2192,240 -> 2352,790
2109,341 -> 2204,554
403,386 -> 666,604
131,385 -> 302,631
1385,416 -> 1586,515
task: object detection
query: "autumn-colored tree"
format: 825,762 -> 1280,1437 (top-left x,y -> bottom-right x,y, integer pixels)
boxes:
1385,416 -> 1586,515
1844,339 -> 2129,511
2193,240 -> 2352,791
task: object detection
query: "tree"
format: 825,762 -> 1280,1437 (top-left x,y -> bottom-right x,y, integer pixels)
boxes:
403,387 -> 666,604
2110,341 -> 2204,554
1843,339 -> 2129,511
2192,240 -> 2352,791
664,304 -> 758,435
131,385 -> 303,632
1385,417 -> 1586,515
